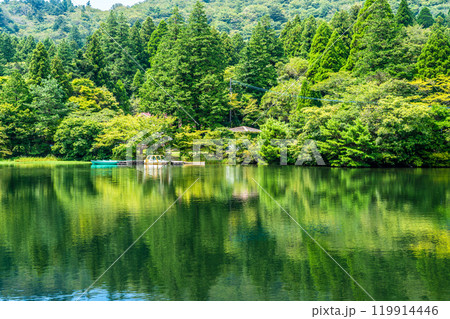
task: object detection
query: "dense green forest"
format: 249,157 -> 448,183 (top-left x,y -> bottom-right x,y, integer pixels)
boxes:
0,0 -> 449,38
0,0 -> 449,167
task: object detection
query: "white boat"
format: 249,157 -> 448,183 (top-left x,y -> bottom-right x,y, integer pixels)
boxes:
144,155 -> 168,166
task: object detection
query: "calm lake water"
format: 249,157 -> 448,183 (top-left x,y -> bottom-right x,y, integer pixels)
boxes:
0,164 -> 448,301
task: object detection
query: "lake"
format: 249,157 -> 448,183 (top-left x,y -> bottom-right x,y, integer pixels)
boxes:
0,164 -> 448,301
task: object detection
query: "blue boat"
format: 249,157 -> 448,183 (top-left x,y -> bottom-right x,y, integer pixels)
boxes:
91,160 -> 120,166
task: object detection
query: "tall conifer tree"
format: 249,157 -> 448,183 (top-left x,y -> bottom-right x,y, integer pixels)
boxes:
29,42 -> 51,85
417,7 -> 434,28
396,0 -> 415,27
237,16 -> 283,99
417,26 -> 450,78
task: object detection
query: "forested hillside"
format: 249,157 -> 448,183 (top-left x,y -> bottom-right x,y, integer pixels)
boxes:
0,0 -> 449,39
0,0 -> 449,167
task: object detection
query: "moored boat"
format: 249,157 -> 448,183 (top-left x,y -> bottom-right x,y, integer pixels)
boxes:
91,160 -> 120,166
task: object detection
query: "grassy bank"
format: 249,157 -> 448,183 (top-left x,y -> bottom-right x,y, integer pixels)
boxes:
0,156 -> 89,165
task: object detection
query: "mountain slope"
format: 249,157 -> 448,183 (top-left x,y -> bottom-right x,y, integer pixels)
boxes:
0,0 -> 448,40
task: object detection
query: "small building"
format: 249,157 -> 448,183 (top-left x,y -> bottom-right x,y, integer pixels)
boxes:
229,126 -> 261,133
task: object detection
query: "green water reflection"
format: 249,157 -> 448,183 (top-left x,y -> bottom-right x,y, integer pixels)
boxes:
0,164 -> 448,300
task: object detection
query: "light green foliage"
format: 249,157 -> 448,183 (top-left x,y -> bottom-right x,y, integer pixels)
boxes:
308,21 -> 332,65
277,57 -> 309,82
93,114 -> 175,159
259,118 -> 292,163
69,78 -> 120,112
237,16 -> 283,99
411,75 -> 450,106
297,99 -> 449,167
52,110 -> 115,160
260,79 -> 303,122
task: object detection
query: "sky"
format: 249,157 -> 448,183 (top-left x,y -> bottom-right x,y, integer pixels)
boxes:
72,0 -> 144,11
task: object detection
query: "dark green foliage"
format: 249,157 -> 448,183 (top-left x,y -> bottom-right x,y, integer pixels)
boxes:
345,0 -> 406,77
230,33 -> 245,65
297,79 -> 322,108
147,19 -> 168,63
0,32 -> 16,62
132,69 -> 144,92
140,16 -> 156,45
417,7 -> 434,28
50,55 -> 72,96
113,79 -> 130,113
308,22 -> 332,63
52,111 -> 114,160
29,78 -> 70,154
396,0 -> 415,27
0,1 -> 448,167
417,26 -> 450,78
141,1 -> 228,127
28,42 -> 51,85
84,32 -> 108,86
330,9 -> 353,46
129,20 -> 147,68
55,39 -> 74,72
314,31 -> 349,82
68,25 -> 83,49
281,16 -> 303,58
237,16 -> 283,99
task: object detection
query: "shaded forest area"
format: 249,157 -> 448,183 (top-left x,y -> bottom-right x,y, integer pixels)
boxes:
0,0 -> 449,167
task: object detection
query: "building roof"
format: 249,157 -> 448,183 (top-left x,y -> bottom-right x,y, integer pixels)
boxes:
229,126 -> 261,133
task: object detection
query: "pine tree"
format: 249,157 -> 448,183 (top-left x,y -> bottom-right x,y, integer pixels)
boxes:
28,42 -> 51,85
231,33 -> 245,65
315,31 -> 349,82
140,2 -> 229,127
417,26 -> 450,78
17,35 -> 36,61
237,16 -> 283,99
0,33 -> 16,63
331,10 -> 352,46
132,69 -> 144,92
84,32 -> 108,86
68,25 -> 83,49
299,16 -> 318,58
140,16 -> 156,45
113,79 -> 130,113
147,20 -> 168,62
396,0 -> 415,27
417,7 -> 434,28
282,17 -> 304,58
56,39 -> 74,72
51,56 -> 72,97
130,20 -> 147,67
345,0 -> 404,76
308,21 -> 332,64
297,79 -> 321,109
0,71 -> 31,107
